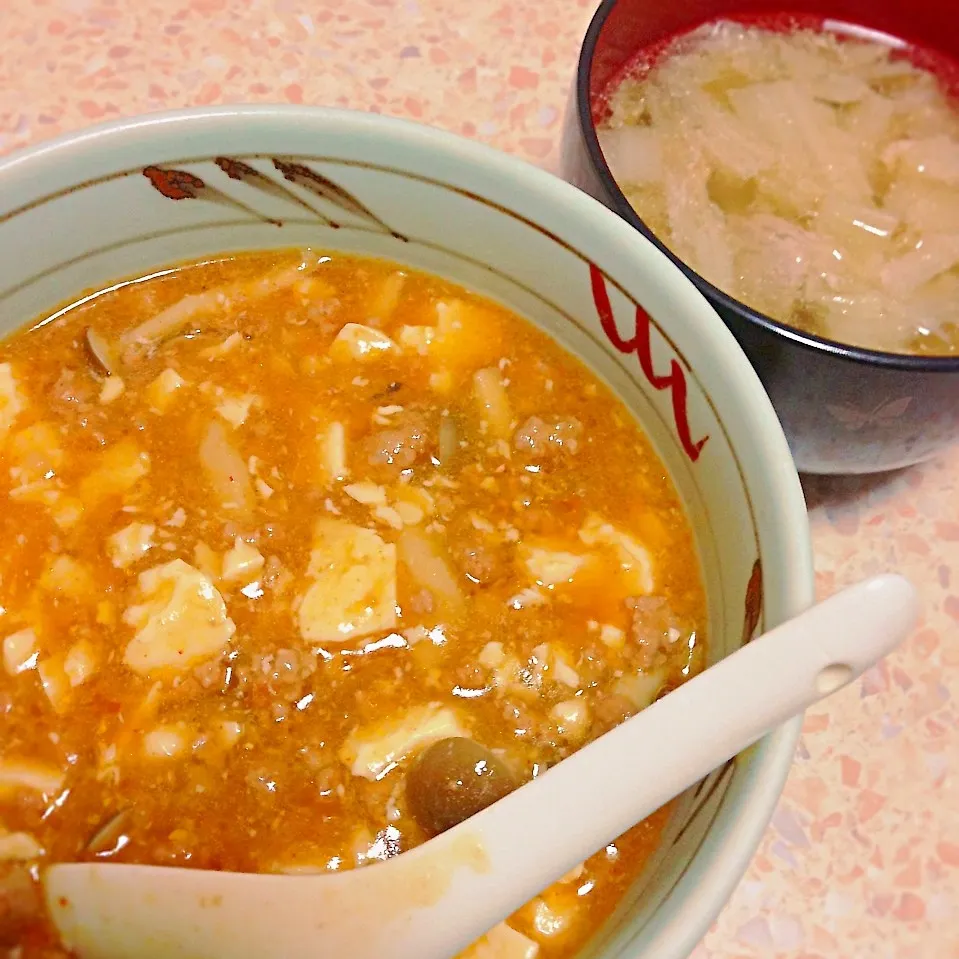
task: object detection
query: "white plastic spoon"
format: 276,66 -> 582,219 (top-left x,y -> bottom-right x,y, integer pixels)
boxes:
45,573 -> 918,959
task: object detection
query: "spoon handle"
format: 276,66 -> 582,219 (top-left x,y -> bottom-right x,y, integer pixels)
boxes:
409,573 -> 919,958
45,575 -> 918,959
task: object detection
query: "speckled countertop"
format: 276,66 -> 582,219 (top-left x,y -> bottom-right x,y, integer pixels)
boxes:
1,1 -> 957,956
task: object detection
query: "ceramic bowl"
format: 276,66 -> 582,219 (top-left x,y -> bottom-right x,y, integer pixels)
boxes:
0,105 -> 813,957
561,0 -> 959,476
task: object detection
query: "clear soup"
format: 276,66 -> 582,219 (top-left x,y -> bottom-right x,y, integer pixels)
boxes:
600,21 -> 959,356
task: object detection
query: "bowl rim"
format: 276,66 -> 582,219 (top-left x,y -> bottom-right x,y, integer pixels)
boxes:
574,0 -> 959,374
0,103 -> 810,958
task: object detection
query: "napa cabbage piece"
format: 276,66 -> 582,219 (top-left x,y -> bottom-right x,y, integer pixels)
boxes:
0,363 -> 25,438
884,177 -> 959,235
599,21 -> 959,354
880,234 -> 959,295
597,126 -> 663,185
662,146 -> 734,293
729,213 -> 821,320
344,482 -> 387,506
397,528 -> 463,612
0,830 -> 44,862
318,421 -> 348,485
199,421 -> 253,512
682,88 -> 776,182
0,759 -> 64,797
143,725 -> 189,759
473,367 -> 513,440
883,135 -> 959,186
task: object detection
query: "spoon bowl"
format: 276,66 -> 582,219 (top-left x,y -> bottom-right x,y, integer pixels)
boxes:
46,573 -> 918,959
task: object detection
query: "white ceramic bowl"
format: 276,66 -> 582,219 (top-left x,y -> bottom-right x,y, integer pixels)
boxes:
0,106 -> 813,958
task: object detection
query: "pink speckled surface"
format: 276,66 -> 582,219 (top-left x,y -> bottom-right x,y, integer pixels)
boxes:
1,1 -> 957,956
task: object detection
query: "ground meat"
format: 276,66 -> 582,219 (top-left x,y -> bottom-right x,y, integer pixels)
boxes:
49,368 -> 95,414
458,544 -> 494,583
445,515 -> 512,588
312,763 -> 345,799
262,648 -> 316,689
453,541 -> 508,586
303,297 -> 341,325
592,694 -> 636,736
235,648 -> 316,712
262,556 -> 293,595
364,411 -> 431,471
246,766 -> 283,795
358,774 -> 398,824
0,864 -> 43,949
627,595 -> 686,669
193,656 -> 229,691
407,589 -> 434,616
575,646 -> 611,687
502,700 -> 540,741
513,415 -> 583,457
455,662 -> 487,689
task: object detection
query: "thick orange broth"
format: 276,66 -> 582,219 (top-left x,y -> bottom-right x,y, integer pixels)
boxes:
0,249 -> 705,957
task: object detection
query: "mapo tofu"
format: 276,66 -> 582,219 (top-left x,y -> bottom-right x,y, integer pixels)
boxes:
0,250 -> 705,957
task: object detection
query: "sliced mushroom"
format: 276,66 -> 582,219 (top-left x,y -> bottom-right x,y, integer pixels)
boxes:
84,327 -> 119,378
85,808 -> 132,857
121,261 -> 309,354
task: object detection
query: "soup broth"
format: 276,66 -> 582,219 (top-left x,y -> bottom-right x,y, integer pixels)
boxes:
600,22 -> 959,355
0,250 -> 705,957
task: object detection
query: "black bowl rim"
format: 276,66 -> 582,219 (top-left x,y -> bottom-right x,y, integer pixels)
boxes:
574,0 -> 959,374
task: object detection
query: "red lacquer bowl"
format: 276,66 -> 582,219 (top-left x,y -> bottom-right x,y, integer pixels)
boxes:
561,0 -> 959,475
